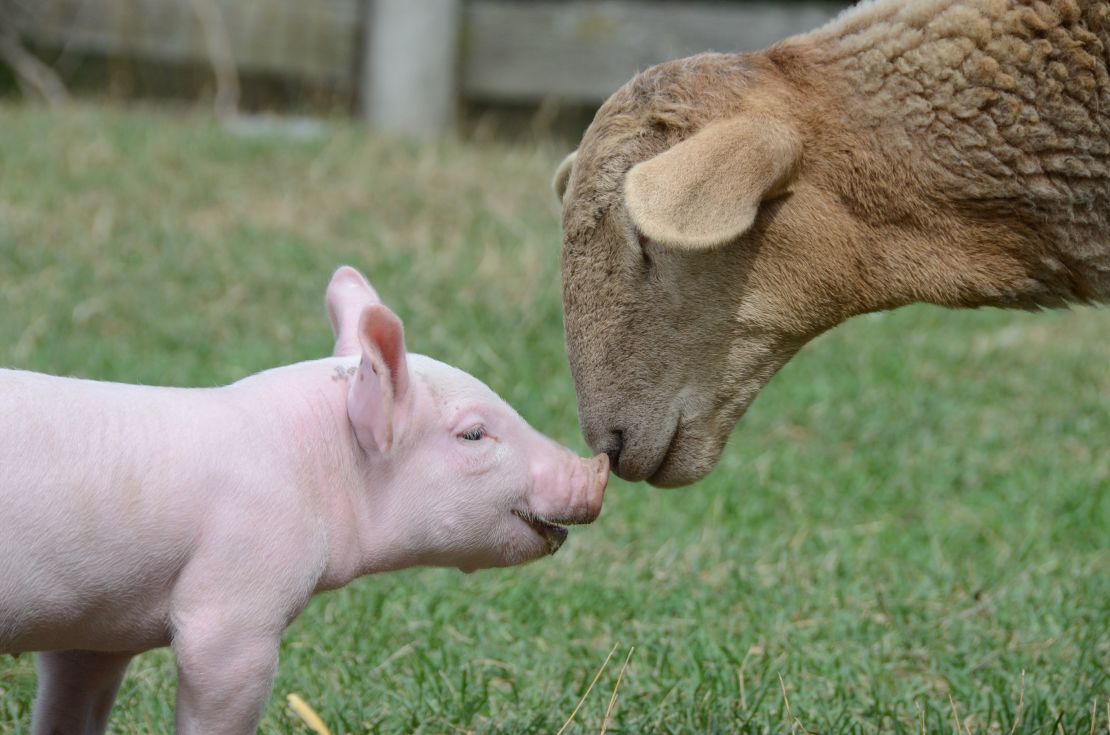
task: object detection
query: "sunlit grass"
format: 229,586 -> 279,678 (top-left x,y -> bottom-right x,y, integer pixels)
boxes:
1,103 -> 1107,733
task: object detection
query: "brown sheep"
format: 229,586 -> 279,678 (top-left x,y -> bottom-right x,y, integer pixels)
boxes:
555,0 -> 1110,487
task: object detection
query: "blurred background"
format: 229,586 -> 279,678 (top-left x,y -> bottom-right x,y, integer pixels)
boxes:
2,2 -> 1108,733
1,0 -> 850,140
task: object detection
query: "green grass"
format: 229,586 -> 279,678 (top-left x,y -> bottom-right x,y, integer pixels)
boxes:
1,103 -> 1107,734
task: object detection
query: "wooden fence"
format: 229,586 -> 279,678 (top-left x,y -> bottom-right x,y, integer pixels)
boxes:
8,0 -> 850,136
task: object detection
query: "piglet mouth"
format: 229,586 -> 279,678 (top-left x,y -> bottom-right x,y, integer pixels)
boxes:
512,510 -> 570,555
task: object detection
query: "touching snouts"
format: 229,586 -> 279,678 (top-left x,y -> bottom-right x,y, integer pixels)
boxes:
555,452 -> 609,525
582,452 -> 609,523
515,452 -> 608,556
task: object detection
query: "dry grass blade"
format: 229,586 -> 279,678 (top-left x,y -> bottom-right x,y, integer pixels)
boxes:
599,646 -> 636,735
556,642 -> 619,735
367,641 -> 414,676
287,693 -> 332,735
779,673 -> 809,735
949,692 -> 966,735
1009,670 -> 1025,735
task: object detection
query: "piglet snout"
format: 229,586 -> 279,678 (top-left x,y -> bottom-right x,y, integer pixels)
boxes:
580,453 -> 609,523
526,448 -> 609,536
556,452 -> 609,525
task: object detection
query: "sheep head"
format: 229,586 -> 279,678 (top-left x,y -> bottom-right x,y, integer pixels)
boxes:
557,0 -> 1108,487
557,52 -> 881,487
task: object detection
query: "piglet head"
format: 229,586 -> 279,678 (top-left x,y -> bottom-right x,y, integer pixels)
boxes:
326,266 -> 609,573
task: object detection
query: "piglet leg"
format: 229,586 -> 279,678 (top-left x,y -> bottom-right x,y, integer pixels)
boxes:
173,628 -> 282,735
32,650 -> 134,735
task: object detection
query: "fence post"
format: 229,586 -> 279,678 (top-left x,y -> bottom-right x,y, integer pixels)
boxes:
360,0 -> 462,138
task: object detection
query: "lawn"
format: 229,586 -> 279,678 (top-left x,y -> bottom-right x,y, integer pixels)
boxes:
0,103 -> 1107,734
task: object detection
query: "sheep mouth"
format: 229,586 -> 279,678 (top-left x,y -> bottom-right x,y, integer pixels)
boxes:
512,510 -> 569,555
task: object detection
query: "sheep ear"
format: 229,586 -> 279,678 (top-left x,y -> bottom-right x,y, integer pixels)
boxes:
553,150 -> 577,203
624,117 -> 801,249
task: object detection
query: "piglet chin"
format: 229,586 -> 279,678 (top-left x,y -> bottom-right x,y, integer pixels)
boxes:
512,510 -> 570,555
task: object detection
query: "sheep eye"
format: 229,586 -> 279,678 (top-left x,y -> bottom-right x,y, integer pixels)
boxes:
460,427 -> 485,441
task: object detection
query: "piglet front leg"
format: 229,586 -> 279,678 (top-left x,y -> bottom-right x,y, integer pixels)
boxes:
173,628 -> 283,735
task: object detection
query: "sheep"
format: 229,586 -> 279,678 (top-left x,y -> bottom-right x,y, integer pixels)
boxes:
554,0 -> 1110,487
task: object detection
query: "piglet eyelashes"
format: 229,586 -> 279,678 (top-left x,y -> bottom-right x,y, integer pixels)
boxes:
459,426 -> 486,441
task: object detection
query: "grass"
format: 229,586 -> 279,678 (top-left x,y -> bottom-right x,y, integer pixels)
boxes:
1,102 -> 1107,734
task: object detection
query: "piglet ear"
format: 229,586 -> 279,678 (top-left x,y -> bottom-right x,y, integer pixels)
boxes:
347,304 -> 410,454
326,266 -> 382,358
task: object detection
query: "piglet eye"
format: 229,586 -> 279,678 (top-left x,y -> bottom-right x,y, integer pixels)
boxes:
459,426 -> 485,441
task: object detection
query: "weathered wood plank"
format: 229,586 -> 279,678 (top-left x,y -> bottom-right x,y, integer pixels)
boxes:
16,0 -> 360,83
361,0 -> 462,138
461,0 -> 849,103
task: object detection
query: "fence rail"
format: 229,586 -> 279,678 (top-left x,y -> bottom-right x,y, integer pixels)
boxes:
9,0 -> 848,135
13,0 -> 361,81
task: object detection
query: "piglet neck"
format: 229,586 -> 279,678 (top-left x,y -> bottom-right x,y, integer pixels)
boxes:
319,448 -> 428,587
306,381 -> 425,588
225,359 -> 414,590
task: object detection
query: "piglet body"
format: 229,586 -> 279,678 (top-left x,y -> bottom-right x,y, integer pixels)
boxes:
0,266 -> 607,735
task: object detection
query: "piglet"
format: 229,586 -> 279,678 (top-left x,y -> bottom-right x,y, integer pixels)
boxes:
0,265 -> 608,735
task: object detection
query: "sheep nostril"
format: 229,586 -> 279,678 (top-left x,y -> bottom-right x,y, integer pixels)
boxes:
603,430 -> 624,475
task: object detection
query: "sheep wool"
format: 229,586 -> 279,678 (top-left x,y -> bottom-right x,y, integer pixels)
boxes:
802,0 -> 1110,300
